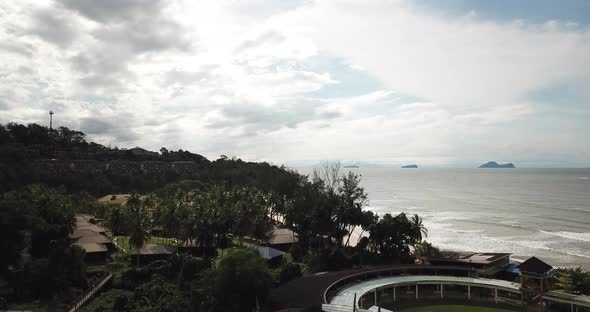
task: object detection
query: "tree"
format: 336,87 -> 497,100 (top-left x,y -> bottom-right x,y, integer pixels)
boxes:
0,186 -> 86,301
127,193 -> 151,268
369,212 -> 423,263
413,241 -> 442,258
555,267 -> 590,295
106,204 -> 126,236
199,249 -> 272,312
232,187 -> 271,244
410,214 -> 428,243
338,172 -> 369,247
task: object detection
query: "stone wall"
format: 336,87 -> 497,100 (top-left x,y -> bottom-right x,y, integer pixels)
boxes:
33,159 -> 202,177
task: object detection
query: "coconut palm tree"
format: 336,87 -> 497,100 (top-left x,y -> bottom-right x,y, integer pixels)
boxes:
556,267 -> 590,294
127,193 -> 151,268
158,190 -> 187,246
410,214 -> 428,243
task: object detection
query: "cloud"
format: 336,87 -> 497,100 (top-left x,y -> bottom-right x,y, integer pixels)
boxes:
234,31 -> 285,54
0,41 -> 35,58
0,0 -> 589,166
28,7 -> 79,48
80,116 -> 139,143
164,67 -> 217,86
206,97 -> 341,134
55,0 -> 193,92
57,0 -> 162,23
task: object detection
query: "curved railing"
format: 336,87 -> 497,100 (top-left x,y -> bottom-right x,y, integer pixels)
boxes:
322,265 -> 475,305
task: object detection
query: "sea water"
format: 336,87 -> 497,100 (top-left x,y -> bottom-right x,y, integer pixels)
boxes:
297,168 -> 590,268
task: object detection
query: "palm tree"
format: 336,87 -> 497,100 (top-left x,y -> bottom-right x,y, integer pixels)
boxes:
159,191 -> 186,246
410,214 -> 428,243
107,204 -> 125,256
127,193 -> 151,268
556,267 -> 590,294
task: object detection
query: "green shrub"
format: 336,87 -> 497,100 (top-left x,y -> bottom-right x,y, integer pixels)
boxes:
79,289 -> 132,312
279,263 -> 302,284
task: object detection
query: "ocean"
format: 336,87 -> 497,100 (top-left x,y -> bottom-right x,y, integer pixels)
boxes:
296,168 -> 590,268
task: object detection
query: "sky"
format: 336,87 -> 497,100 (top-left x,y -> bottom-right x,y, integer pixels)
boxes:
0,0 -> 589,168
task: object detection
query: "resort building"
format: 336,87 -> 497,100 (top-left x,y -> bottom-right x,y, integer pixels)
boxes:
271,255 -> 590,312
268,225 -> 298,252
247,243 -> 286,267
420,252 -> 511,277
128,243 -> 174,264
70,214 -> 113,264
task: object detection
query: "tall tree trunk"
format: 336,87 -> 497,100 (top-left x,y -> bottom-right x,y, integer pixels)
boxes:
344,228 -> 353,247
136,248 -> 140,268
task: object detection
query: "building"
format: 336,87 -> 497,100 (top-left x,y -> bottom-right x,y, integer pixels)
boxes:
272,256 -> 590,312
128,243 -> 174,264
126,147 -> 159,158
70,214 -> 113,264
422,253 -> 511,277
176,240 -> 216,257
247,244 -> 286,267
73,242 -> 109,263
268,225 -> 298,252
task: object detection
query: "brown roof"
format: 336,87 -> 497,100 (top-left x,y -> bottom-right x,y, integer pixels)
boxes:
269,226 -> 298,245
426,252 -> 510,265
517,256 -> 553,275
74,234 -> 112,244
74,242 -> 108,253
70,229 -> 101,239
77,224 -> 107,233
459,253 -> 511,264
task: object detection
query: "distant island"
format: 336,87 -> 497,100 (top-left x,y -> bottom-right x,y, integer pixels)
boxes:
343,165 -> 359,168
402,164 -> 418,168
479,161 -> 515,168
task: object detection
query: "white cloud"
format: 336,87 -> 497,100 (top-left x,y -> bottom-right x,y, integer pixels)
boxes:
0,0 -> 588,166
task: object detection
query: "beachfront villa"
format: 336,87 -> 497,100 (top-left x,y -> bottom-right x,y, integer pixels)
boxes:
272,253 -> 590,312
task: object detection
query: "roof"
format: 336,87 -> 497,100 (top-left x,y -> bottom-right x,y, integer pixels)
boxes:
74,234 -> 112,244
77,224 -> 107,233
517,257 -> 553,275
70,229 -> 101,239
460,253 -> 511,264
129,243 -> 173,255
74,242 -> 108,253
248,244 -> 285,260
269,226 -> 298,245
127,147 -> 159,157
97,194 -> 131,206
426,252 -> 510,265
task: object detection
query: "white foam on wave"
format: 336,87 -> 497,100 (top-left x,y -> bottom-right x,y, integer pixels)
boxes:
540,230 -> 590,242
401,206 -> 424,211
486,236 -> 553,251
449,229 -> 485,234
578,177 -> 590,180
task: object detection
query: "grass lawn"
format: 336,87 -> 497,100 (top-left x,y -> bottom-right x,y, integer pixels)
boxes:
113,236 -> 179,252
398,305 -> 516,312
